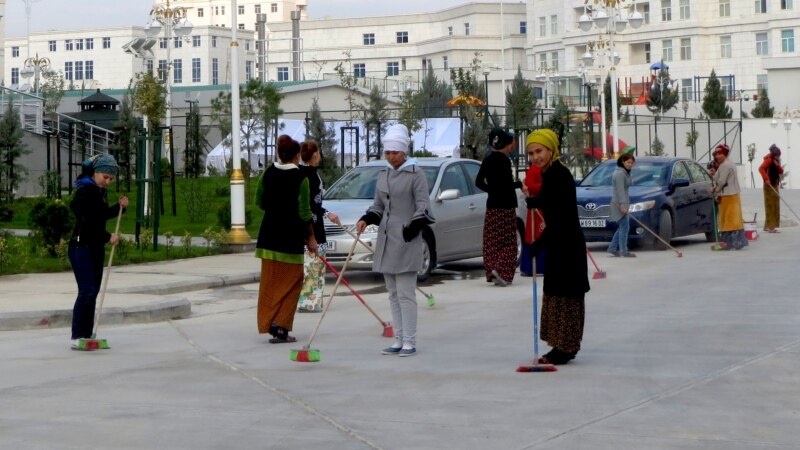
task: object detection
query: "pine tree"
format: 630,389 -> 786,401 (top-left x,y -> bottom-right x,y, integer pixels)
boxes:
646,67 -> 680,118
112,85 -> 141,189
750,88 -> 774,118
505,66 -> 537,130
418,65 -> 451,119
364,85 -> 390,156
307,98 -> 341,187
0,101 -> 30,204
701,70 -> 732,119
602,75 -> 622,130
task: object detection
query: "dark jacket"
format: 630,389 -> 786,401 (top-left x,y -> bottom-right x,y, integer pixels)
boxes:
69,181 -> 121,248
475,151 -> 521,209
529,160 -> 590,297
255,163 -> 312,259
299,164 -> 327,244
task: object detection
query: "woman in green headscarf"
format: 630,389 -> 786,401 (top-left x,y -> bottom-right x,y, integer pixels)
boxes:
525,129 -> 590,365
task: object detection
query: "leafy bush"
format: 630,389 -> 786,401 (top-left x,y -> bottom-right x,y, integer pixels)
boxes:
216,200 -> 253,231
214,185 -> 230,197
0,203 -> 13,222
182,178 -> 211,222
27,198 -> 74,256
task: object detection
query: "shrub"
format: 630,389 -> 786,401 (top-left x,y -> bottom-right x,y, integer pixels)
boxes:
182,178 -> 211,222
181,230 -> 192,257
27,198 -> 74,256
214,185 -> 230,197
0,203 -> 13,222
139,227 -> 154,255
217,201 -> 254,231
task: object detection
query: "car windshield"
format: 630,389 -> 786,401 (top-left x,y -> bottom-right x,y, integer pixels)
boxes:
324,165 -> 439,200
579,161 -> 670,188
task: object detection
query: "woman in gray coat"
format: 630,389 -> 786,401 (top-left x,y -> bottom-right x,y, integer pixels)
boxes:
607,152 -> 636,257
356,124 -> 434,357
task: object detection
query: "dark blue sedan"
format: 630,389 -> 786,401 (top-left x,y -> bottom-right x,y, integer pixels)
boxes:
576,157 -> 715,249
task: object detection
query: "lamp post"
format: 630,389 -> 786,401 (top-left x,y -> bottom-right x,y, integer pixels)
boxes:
20,53 -> 50,94
771,106 -> 799,189
226,0 -> 250,244
582,38 -> 617,160
682,100 -> 689,119
651,66 -> 673,120
577,64 -> 596,155
737,89 -> 750,120
536,65 -> 558,108
146,0 -> 193,161
482,68 -> 490,104
579,0 -> 643,158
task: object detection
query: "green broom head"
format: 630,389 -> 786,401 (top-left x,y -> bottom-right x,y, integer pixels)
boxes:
76,338 -> 110,351
427,295 -> 435,308
290,347 -> 320,362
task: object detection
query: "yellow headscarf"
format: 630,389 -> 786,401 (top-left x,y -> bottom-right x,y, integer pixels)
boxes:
525,129 -> 560,162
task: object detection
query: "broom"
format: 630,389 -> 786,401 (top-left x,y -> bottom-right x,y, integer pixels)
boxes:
627,213 -> 683,257
517,208 -> 557,373
585,249 -> 607,279
319,256 -> 393,338
709,198 -> 727,251
290,233 -> 360,363
75,207 -> 123,351
342,227 -> 436,307
768,183 -> 800,222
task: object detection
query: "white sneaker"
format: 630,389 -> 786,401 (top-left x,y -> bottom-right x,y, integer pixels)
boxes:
70,339 -> 80,350
491,270 -> 508,287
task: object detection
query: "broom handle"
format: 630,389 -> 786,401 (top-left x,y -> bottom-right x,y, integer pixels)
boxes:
768,183 -> 800,221
320,256 -> 385,324
627,213 -> 681,254
92,206 -> 124,336
304,232 -> 360,347
530,209 -> 540,361
342,227 -> 434,300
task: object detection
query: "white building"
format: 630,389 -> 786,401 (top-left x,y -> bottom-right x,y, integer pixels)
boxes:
164,0 -> 307,30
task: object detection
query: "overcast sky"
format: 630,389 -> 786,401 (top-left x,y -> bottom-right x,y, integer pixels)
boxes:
5,0 -> 509,37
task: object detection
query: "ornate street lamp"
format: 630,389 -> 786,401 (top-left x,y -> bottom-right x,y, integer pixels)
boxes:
536,65 -> 558,108
20,53 -> 50,94
582,38 -> 618,159
736,89 -> 751,120
578,0 -> 643,158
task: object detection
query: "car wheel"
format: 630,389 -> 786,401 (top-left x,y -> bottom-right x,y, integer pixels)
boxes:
516,218 -> 525,267
653,210 -> 673,250
705,231 -> 716,242
417,229 -> 437,282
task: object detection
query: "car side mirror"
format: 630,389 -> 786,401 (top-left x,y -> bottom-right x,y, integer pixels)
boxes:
437,189 -> 460,201
670,178 -> 690,190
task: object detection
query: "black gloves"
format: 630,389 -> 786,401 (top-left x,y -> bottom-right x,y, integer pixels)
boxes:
359,211 -> 382,226
402,217 -> 430,242
525,196 -> 540,209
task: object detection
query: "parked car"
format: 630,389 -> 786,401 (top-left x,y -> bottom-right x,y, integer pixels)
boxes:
322,158 -> 525,281
575,156 -> 715,249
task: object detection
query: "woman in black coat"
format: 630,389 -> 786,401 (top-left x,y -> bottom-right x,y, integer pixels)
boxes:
525,129 -> 590,365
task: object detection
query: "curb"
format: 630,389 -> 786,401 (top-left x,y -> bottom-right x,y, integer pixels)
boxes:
110,272 -> 260,295
0,298 -> 192,332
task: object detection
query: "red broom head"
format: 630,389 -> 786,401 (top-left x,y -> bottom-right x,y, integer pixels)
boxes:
516,364 -> 558,373
382,324 -> 394,338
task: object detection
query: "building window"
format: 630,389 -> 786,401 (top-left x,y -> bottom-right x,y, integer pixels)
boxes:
85,61 -> 94,79
755,0 -> 767,13
255,4 -> 261,14
212,36 -> 217,47
49,40 -> 57,52
661,0 -> 672,21
520,21 -> 527,34
221,6 -> 225,15
719,0 -> 730,16
550,15 -> 558,35
396,31 -> 408,44
173,59 -> 182,83
192,58 -> 201,82
442,56 -> 448,70
354,63 -> 366,78
679,0 -> 690,19
551,52 -> 559,71
277,66 -> 289,81
238,4 -> 244,14
11,47 -> 18,58
245,61 -> 253,80
465,22 -> 470,35
102,37 -> 111,49
756,32 -> 769,55
271,3 -> 278,13
644,42 -> 652,63
76,39 -> 84,51
86,38 -> 94,50
160,38 -> 168,49
238,23 -> 245,30
65,39 -> 73,51
174,37 -> 182,48
720,35 -> 732,58
212,58 -> 219,85
158,60 -> 168,82
539,16 -> 546,37
192,36 -> 201,47
11,68 -> 19,85
680,37 -> 692,59
448,26 -> 453,35
662,40 -> 673,61
781,29 -> 795,52
363,33 -> 375,45
146,59 -> 154,75
198,7 -> 204,17
681,78 -> 693,101
537,53 -> 547,69
75,61 -> 84,80
782,0 -> 793,9
64,63 -> 73,81
387,61 -> 399,76
757,74 -> 768,93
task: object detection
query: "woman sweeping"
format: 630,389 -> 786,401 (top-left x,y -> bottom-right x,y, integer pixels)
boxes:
68,154 -> 128,350
711,143 -> 748,250
759,144 -> 784,233
607,152 -> 636,257
356,123 -> 434,357
297,140 -> 340,313
255,135 -> 318,343
524,129 -> 590,365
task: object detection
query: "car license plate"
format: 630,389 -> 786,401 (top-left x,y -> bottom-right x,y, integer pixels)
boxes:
326,240 -> 336,252
580,219 -> 606,228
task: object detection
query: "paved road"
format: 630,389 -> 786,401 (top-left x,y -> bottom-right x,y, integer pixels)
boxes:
1,188 -> 799,449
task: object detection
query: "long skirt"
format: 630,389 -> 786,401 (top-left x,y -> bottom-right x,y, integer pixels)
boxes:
763,183 -> 781,230
257,259 -> 303,334
718,194 -> 748,250
483,208 -> 518,283
297,247 -> 327,313
540,294 -> 585,355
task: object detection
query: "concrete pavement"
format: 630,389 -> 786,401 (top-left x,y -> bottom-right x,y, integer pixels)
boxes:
0,188 -> 799,449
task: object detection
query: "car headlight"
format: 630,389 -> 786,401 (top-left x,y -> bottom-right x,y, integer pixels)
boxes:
629,200 -> 656,212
